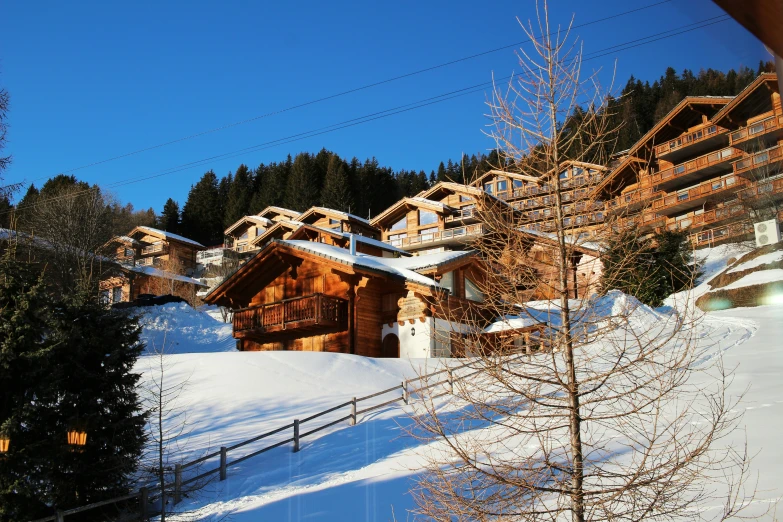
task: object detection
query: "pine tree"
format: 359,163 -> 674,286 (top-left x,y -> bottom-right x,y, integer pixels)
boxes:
284,153 -> 319,212
159,198 -> 180,233
321,155 -> 354,212
0,256 -> 146,521
223,164 -> 253,227
181,170 -> 222,245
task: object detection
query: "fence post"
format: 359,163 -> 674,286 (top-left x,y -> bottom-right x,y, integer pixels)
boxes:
350,397 -> 357,426
293,419 -> 300,452
220,446 -> 227,481
139,487 -> 148,520
55,511 -> 65,522
174,463 -> 182,504
402,381 -> 409,405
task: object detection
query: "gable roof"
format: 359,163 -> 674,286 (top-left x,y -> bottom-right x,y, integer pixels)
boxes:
370,197 -> 456,227
204,240 -> 447,304
224,215 -> 273,236
250,220 -> 303,246
130,226 -> 205,248
257,206 -> 300,220
711,73 -> 779,126
297,206 -> 373,226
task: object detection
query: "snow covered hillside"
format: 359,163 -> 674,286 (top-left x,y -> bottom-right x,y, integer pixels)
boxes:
131,275 -> 783,520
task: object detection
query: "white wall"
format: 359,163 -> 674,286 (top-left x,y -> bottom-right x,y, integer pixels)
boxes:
381,317 -> 475,359
382,317 -> 433,358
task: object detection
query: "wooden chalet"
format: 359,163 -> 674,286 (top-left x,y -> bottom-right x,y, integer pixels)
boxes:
296,207 -> 380,238
224,206 -> 299,255
100,226 -> 206,305
203,238 -> 491,358
596,75 -> 783,248
472,161 -> 608,238
371,182 -> 509,253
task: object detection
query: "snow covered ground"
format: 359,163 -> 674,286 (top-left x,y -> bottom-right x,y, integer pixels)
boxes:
129,246 -> 782,520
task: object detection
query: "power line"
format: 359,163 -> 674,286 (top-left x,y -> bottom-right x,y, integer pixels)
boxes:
9,0 -> 673,187
0,14 -> 731,217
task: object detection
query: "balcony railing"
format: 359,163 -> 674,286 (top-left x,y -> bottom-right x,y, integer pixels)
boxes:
728,114 -> 783,147
651,175 -> 747,213
650,147 -> 743,189
233,293 -> 347,336
386,224 -> 485,248
444,206 -> 478,222
690,222 -> 754,248
661,202 -> 745,232
733,144 -> 783,177
654,124 -> 726,158
605,187 -> 659,214
737,177 -> 783,201
141,243 -> 165,255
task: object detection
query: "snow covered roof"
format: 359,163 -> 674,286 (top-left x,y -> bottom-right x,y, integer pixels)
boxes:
280,240 -> 441,289
258,206 -> 300,219
298,223 -> 409,256
407,197 -> 452,212
115,235 -> 141,246
125,264 -> 208,286
380,250 -> 473,273
134,226 -> 205,248
483,315 -> 542,334
224,215 -> 273,235
301,207 -> 373,226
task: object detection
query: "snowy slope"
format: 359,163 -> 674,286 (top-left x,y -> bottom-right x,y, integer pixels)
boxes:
133,288 -> 782,520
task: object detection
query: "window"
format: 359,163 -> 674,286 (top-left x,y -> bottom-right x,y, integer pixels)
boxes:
484,182 -> 494,194
464,277 -> 484,302
440,271 -> 455,294
390,216 -> 407,231
559,171 -> 569,179
112,287 -> 123,304
419,210 -> 438,226
433,330 -> 451,358
124,248 -> 134,257
513,179 -> 523,188
497,180 -> 508,192
459,195 -> 472,202
99,290 -> 110,305
674,165 -> 686,175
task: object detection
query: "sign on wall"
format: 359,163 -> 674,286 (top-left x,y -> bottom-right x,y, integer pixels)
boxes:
397,291 -> 428,322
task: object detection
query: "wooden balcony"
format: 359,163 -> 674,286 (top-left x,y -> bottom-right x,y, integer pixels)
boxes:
737,177 -> 783,203
140,243 -> 167,255
386,224 -> 485,249
651,175 -> 748,216
650,147 -> 743,192
728,114 -> 783,151
654,124 -> 729,163
689,222 -> 754,248
659,201 -> 745,233
233,293 -> 348,341
733,144 -> 783,178
444,206 -> 479,223
605,187 -> 660,215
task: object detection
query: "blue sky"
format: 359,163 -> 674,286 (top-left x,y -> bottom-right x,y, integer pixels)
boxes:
0,0 -> 767,213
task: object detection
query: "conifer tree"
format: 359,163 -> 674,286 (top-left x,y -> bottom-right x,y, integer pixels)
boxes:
223,164 -> 252,227
181,170 -> 222,245
159,198 -> 181,233
321,155 -> 353,212
0,256 -> 146,521
284,153 -> 319,212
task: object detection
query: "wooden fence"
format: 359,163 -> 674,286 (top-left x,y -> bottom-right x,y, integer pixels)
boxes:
30,356 -> 510,522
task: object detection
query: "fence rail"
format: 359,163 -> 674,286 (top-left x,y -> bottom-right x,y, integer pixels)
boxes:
30,355 -> 523,522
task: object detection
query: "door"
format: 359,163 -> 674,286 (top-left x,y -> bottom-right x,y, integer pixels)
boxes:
381,334 -> 400,358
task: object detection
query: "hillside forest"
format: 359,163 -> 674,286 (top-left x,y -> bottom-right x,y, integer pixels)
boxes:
3,62 -> 775,246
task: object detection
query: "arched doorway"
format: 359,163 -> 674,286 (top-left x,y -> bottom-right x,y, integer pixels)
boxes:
381,334 -> 400,358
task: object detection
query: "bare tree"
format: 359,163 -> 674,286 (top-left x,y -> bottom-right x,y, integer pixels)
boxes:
408,4 -> 759,521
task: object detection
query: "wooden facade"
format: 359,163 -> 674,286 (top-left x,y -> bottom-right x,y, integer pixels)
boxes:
100,226 -> 206,305
597,74 -> 783,247
204,240 -> 492,357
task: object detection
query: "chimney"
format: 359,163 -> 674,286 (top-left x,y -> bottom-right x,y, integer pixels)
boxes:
349,233 -> 357,256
